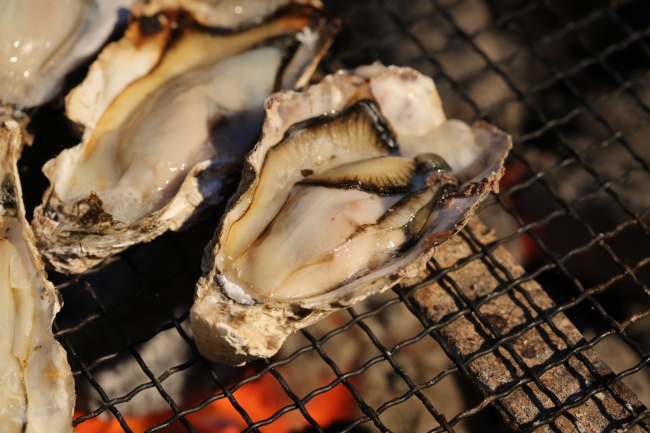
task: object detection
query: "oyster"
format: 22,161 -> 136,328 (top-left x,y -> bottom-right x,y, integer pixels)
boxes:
0,0 -> 132,107
32,1 -> 339,274
190,64 -> 512,366
0,121 -> 74,432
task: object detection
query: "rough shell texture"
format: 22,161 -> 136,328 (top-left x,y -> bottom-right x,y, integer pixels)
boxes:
0,121 -> 75,432
31,3 -> 339,274
191,64 -> 512,366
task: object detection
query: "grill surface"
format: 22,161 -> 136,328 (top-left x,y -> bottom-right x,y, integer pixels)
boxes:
20,0 -> 650,431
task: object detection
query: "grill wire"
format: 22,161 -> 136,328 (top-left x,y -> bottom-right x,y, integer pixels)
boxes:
21,0 -> 650,431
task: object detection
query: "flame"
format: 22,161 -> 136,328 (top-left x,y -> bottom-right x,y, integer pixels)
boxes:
74,371 -> 359,433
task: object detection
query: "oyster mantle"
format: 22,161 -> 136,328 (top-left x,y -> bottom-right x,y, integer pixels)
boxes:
191,64 -> 512,366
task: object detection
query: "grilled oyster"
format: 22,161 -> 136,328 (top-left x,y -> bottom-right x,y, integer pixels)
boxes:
0,121 -> 74,432
32,2 -> 339,274
190,64 -> 512,366
0,0 -> 132,107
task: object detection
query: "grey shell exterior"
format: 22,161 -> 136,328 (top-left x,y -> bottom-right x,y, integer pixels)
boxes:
191,65 -> 512,366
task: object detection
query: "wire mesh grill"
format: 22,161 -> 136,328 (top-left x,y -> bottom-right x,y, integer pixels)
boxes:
23,0 -> 650,431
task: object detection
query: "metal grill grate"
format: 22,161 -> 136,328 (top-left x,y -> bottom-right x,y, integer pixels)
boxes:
24,0 -> 650,431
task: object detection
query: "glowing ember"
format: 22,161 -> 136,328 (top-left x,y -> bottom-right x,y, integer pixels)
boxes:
74,371 -> 359,433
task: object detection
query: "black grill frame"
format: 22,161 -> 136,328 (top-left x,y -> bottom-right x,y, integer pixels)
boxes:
41,0 -> 650,431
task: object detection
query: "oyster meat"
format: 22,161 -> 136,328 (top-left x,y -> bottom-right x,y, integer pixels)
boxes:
191,64 -> 512,366
0,121 -> 74,432
32,1 -> 339,274
0,0 -> 133,107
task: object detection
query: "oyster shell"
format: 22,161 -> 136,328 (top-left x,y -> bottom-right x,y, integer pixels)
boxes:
0,121 -> 74,432
32,2 -> 339,274
190,64 -> 512,366
0,0 -> 132,107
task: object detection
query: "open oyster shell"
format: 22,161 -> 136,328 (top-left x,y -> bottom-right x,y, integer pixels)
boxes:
0,122 -> 74,432
32,1 -> 339,274
191,64 -> 512,366
0,0 -> 133,107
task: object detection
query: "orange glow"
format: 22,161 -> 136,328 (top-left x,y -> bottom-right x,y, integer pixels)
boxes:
73,411 -> 175,433
74,371 -> 359,433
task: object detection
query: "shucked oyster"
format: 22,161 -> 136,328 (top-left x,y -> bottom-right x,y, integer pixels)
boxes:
191,64 -> 512,366
0,122 -> 74,432
0,0 -> 132,107
32,1 -> 339,274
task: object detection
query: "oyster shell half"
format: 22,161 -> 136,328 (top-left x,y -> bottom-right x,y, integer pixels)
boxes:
0,121 -> 74,432
32,1 -> 339,274
191,64 -> 512,366
0,0 -> 133,107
